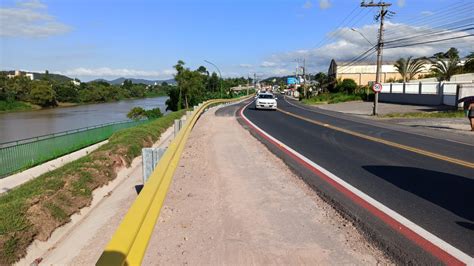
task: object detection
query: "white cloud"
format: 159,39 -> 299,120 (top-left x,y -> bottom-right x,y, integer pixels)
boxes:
17,0 -> 46,9
397,0 -> 406,7
303,0 -> 312,9
420,11 -> 434,16
0,0 -> 71,37
257,22 -> 474,75
59,67 -> 176,79
239,63 -> 253,68
270,68 -> 293,76
319,0 -> 331,9
261,61 -> 277,67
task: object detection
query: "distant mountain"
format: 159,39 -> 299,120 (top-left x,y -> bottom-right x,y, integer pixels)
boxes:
1,70 -> 72,83
90,77 -> 176,86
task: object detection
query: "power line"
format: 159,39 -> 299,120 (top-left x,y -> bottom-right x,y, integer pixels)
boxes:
384,2 -> 474,38
384,34 -> 474,49
384,23 -> 474,44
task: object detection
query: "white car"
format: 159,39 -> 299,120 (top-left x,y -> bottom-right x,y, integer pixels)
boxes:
255,93 -> 277,110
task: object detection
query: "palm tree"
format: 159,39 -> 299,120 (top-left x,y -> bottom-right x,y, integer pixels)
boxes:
430,56 -> 460,81
462,52 -> 474,73
394,56 -> 427,82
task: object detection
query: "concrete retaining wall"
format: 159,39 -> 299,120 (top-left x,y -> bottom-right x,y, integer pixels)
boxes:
379,82 -> 474,106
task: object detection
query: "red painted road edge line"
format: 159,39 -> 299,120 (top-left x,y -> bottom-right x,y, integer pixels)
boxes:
238,103 -> 465,266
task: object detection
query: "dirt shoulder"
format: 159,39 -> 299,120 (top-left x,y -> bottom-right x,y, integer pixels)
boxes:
143,106 -> 391,264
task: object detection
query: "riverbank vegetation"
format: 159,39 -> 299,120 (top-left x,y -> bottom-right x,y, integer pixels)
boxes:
0,109 -> 185,264
0,100 -> 40,112
0,73 -> 170,112
165,60 -> 252,111
127,107 -> 163,120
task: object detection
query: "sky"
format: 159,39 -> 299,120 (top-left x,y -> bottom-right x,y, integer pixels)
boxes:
0,0 -> 473,81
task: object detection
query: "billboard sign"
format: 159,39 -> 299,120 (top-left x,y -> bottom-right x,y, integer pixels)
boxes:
287,77 -> 298,85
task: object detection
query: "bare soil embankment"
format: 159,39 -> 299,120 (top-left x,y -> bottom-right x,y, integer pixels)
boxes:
0,110 -> 185,265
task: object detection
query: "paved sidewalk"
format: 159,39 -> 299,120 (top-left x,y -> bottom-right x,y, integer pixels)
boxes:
317,101 -> 454,116
316,101 -> 472,134
143,106 -> 390,265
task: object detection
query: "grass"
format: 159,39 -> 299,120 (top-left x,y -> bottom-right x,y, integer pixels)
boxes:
0,109 -> 186,265
0,100 -> 39,112
301,93 -> 365,105
380,110 -> 465,119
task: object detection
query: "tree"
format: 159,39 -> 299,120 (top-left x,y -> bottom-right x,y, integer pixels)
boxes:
127,107 -> 146,120
336,79 -> 357,94
430,58 -> 460,81
144,107 -> 163,119
463,52 -> 474,73
127,106 -> 163,120
394,56 -> 427,82
173,60 -> 206,109
165,86 -> 180,111
314,72 -> 328,89
429,48 -> 461,81
206,72 -> 220,93
54,82 -> 79,102
196,66 -> 208,75
29,80 -> 56,107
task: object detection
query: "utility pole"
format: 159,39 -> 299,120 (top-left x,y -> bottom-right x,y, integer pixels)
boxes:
247,74 -> 250,95
254,73 -> 257,91
361,1 -> 391,116
303,58 -> 307,98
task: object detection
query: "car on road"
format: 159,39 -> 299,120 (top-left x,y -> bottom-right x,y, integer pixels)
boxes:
255,93 -> 277,110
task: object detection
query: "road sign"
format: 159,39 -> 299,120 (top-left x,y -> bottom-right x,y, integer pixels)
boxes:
372,82 -> 382,93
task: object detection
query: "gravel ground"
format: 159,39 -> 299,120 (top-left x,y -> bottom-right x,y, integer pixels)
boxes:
143,106 -> 392,265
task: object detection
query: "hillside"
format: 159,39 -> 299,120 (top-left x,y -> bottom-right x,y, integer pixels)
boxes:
0,70 -> 72,83
91,77 -> 176,85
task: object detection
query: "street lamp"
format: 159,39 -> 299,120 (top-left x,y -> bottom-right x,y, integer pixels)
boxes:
204,60 -> 223,98
351,28 -> 374,46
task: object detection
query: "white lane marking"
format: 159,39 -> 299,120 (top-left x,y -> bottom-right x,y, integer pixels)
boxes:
282,96 -> 474,147
241,102 -> 474,265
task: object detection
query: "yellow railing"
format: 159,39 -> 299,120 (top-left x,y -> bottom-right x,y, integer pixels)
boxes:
96,98 -> 241,266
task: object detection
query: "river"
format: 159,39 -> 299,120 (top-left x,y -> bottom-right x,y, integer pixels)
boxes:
0,96 -> 168,144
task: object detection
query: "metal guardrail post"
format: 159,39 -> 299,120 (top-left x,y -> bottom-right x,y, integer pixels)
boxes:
142,148 -> 165,184
180,116 -> 187,129
174,119 -> 180,137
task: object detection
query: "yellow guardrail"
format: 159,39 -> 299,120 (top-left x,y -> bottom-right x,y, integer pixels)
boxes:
97,98 -> 242,266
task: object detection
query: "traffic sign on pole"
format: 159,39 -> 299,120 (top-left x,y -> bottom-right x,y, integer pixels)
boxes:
372,82 -> 383,93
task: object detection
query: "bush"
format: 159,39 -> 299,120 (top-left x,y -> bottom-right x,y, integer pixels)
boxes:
144,107 -> 163,119
127,107 -> 163,120
336,79 -> 357,94
127,107 -> 146,120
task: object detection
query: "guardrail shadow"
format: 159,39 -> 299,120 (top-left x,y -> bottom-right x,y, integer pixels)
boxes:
97,251 -> 128,265
362,165 -> 473,223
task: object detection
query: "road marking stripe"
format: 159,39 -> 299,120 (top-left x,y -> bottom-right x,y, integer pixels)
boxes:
276,108 -> 474,169
240,102 -> 473,265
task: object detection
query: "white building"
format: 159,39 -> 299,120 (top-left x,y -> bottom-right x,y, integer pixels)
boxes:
7,70 -> 34,80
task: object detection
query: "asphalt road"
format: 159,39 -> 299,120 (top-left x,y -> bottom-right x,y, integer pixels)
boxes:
240,96 -> 473,264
